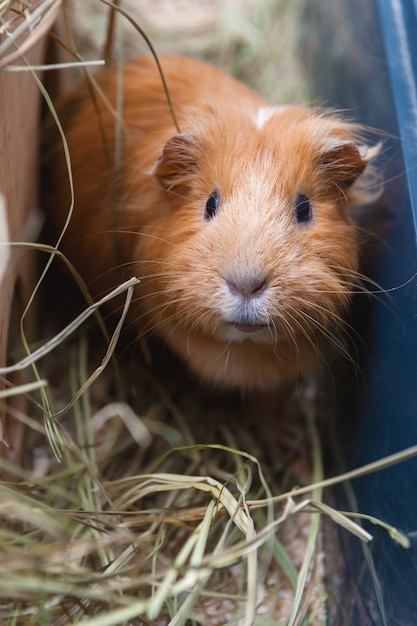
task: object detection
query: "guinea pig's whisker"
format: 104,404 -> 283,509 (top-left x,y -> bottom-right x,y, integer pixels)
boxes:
266,319 -> 280,349
271,313 -> 298,353
223,344 -> 232,373
288,295 -> 350,359
282,308 -> 320,365
288,290 -> 362,345
122,257 -> 174,269
296,306 -> 356,365
135,308 -> 183,338
332,267 -> 385,294
115,219 -> 180,238
327,266 -> 399,317
268,307 -> 307,368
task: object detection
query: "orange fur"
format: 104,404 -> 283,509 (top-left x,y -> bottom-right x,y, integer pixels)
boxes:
43,55 -> 379,392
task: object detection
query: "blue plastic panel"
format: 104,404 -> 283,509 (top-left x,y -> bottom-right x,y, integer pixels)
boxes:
303,0 -> 417,622
377,0 -> 417,232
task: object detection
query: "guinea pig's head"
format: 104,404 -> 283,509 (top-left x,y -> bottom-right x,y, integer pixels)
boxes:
133,105 -> 380,378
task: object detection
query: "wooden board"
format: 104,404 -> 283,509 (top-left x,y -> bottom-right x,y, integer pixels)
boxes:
0,35 -> 47,469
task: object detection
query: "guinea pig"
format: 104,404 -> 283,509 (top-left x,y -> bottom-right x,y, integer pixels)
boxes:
42,54 -> 380,393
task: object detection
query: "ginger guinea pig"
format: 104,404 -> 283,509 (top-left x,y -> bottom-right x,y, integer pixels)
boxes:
43,55 -> 379,392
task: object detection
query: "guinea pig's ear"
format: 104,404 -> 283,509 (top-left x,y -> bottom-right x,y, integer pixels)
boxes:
319,139 -> 370,189
153,133 -> 201,190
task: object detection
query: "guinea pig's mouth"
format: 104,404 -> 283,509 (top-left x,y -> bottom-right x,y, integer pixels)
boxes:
228,322 -> 269,334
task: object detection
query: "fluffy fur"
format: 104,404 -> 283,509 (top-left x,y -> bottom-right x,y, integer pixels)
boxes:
43,55 -> 380,391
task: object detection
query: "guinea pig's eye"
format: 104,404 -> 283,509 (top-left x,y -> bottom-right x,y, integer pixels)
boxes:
205,191 -> 220,220
295,193 -> 312,224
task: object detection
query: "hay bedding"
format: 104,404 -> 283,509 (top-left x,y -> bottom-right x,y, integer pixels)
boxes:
0,1 -> 351,624
17,317 -> 326,624
0,289 -> 325,622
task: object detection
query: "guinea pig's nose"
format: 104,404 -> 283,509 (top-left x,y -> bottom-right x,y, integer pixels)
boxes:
226,276 -> 267,299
